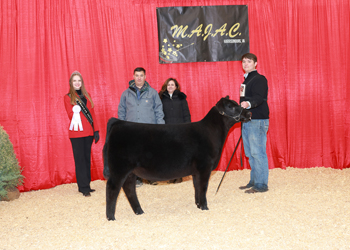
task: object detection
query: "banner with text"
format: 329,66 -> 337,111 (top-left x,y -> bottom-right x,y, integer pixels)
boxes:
157,5 -> 249,64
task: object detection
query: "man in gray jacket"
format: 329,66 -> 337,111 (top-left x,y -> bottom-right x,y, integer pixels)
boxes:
118,67 -> 165,186
118,67 -> 165,124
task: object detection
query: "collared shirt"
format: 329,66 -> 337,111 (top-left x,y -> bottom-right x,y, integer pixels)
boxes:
136,88 -> 141,100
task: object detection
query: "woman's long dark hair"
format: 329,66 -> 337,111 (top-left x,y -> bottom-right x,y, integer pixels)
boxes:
159,78 -> 181,98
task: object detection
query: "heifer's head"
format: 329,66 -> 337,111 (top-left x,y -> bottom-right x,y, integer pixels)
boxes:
216,96 -> 252,124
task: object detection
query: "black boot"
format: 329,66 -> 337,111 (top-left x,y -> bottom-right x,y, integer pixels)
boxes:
168,178 -> 182,184
146,179 -> 158,185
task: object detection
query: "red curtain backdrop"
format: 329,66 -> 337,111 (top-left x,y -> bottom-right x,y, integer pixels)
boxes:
0,0 -> 349,192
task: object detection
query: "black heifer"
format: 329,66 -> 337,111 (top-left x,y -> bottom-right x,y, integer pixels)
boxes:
103,96 -> 251,221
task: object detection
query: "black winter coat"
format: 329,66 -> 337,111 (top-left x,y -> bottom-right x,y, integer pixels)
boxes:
160,90 -> 191,124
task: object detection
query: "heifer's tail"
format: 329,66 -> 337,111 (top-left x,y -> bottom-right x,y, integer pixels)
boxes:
103,117 -> 119,180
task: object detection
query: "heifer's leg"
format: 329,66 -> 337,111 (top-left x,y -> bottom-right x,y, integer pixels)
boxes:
192,171 -> 211,210
106,176 -> 124,221
102,143 -> 110,180
103,118 -> 119,180
192,174 -> 200,208
123,173 -> 144,215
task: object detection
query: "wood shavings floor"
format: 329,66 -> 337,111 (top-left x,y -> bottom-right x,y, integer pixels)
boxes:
1,167 -> 350,249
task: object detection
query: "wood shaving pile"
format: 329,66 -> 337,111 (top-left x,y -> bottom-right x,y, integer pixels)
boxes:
1,167 -> 349,249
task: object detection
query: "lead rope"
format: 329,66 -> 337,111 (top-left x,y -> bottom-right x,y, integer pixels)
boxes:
215,132 -> 242,195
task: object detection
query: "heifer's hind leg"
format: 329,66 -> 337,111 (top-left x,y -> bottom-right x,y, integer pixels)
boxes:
192,174 -> 200,208
192,172 -> 211,210
106,177 -> 124,221
102,143 -> 110,180
123,173 -> 144,215
103,117 -> 118,180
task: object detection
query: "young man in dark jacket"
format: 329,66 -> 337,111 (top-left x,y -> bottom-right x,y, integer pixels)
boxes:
238,53 -> 270,193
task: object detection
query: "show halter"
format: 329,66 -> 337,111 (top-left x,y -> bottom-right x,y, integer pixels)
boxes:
215,104 -> 243,121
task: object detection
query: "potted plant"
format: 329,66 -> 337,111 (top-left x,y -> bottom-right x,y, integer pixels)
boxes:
0,125 -> 24,201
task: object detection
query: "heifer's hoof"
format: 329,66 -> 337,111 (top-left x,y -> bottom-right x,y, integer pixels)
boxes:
107,216 -> 116,221
134,208 -> 144,215
197,204 -> 209,210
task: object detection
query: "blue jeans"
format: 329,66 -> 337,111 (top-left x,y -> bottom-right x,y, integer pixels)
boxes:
242,119 -> 269,191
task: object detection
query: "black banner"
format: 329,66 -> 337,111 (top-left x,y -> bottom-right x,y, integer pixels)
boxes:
157,5 -> 249,64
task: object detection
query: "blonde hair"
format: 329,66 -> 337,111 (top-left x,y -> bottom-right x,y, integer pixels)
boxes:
68,71 -> 94,107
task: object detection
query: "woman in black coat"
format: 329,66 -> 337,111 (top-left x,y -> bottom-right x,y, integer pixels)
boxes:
159,78 -> 191,183
159,78 -> 191,124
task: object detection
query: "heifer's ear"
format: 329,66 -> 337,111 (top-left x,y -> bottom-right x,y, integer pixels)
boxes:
225,95 -> 230,99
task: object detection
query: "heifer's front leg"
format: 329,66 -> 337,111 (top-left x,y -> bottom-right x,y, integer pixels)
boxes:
123,173 -> 144,215
106,177 -> 124,221
192,172 -> 210,210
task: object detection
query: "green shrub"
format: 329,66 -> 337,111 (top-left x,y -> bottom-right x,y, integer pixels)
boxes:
0,125 -> 24,199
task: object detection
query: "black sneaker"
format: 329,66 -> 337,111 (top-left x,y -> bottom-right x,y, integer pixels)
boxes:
136,179 -> 143,187
168,178 -> 182,184
147,180 -> 158,185
239,184 -> 254,190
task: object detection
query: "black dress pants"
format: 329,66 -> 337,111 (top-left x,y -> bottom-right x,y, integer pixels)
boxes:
70,136 -> 94,193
